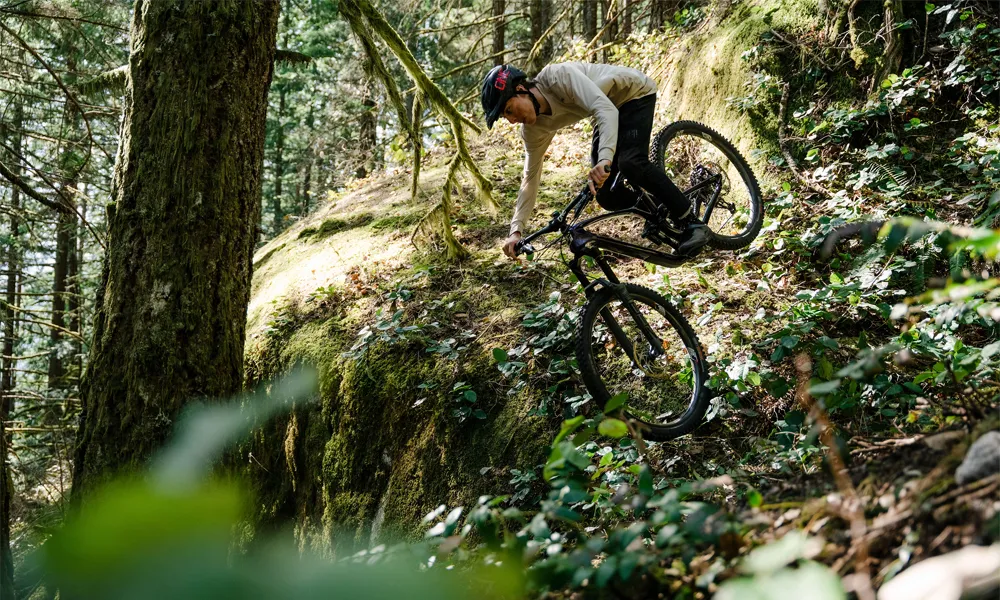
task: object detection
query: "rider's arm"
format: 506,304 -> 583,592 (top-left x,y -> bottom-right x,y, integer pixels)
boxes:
549,64 -> 619,164
509,129 -> 555,236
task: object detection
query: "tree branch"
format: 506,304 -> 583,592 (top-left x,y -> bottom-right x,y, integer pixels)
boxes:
0,158 -> 68,213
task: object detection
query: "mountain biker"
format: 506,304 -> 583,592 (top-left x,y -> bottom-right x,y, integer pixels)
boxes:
481,62 -> 710,260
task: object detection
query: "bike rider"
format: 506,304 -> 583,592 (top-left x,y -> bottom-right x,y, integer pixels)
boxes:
481,62 -> 710,259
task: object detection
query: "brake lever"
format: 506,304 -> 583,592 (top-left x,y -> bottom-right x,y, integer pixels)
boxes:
514,241 -> 536,256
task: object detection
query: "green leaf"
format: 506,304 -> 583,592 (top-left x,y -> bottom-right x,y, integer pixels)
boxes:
492,348 -> 508,363
463,390 -> 477,402
781,181 -> 791,192
595,556 -> 617,587
747,372 -> 762,386
473,409 -> 487,420
639,465 -> 653,496
553,416 -> 585,445
781,335 -> 800,349
571,425 -> 595,446
604,392 -> 628,414
598,418 -> 629,439
718,560 -> 844,600
747,489 -> 763,507
741,531 -> 814,574
809,379 -> 841,395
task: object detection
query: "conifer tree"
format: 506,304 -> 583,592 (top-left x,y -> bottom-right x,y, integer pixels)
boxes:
72,0 -> 280,498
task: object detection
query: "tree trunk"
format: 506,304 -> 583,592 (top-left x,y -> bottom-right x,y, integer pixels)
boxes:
491,0 -> 505,66
356,59 -> 377,179
622,0 -> 631,37
72,0 -> 280,499
301,157 -> 312,214
70,191 -> 85,377
300,102 -> 315,214
0,97 -> 22,600
49,54 -> 81,392
273,86 -> 285,233
602,0 -> 617,62
529,0 -> 552,72
873,0 -> 903,86
48,207 -> 73,391
583,0 -> 598,42
649,0 -> 678,32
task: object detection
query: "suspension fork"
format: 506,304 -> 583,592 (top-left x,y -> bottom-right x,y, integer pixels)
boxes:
570,253 -> 665,364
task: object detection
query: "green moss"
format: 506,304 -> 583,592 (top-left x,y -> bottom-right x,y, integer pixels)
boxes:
298,213 -> 375,239
242,288 -> 556,555
253,243 -> 286,269
370,212 -> 423,231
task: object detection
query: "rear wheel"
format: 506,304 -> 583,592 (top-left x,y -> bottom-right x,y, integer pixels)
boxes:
576,283 -> 710,441
650,121 -> 763,250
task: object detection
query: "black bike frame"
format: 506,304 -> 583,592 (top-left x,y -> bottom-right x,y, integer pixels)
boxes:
516,183 -> 716,367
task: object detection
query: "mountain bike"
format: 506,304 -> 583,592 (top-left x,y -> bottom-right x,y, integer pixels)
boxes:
514,121 -> 762,440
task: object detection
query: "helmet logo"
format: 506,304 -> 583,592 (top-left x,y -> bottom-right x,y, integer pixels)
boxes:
494,69 -> 509,91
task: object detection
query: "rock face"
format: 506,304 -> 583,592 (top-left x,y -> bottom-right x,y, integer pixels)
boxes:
955,431 -> 1000,486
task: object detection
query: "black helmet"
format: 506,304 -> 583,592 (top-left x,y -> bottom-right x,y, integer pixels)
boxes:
481,64 -> 527,129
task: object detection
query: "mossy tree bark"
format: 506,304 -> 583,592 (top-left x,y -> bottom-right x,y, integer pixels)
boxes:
873,0 -> 903,86
356,58 -> 378,179
72,0 -> 280,499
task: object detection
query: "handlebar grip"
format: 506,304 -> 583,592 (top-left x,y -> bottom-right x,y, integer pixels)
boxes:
514,240 -> 535,256
603,163 -> 611,173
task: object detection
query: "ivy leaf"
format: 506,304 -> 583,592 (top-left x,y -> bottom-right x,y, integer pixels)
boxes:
553,416 -> 585,445
598,418 -> 629,439
492,347 -> 508,363
604,392 -> 628,414
639,465 -> 654,497
741,531 -> 815,574
809,379 -> 841,395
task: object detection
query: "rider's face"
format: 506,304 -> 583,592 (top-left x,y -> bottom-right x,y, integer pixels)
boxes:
502,88 -> 536,125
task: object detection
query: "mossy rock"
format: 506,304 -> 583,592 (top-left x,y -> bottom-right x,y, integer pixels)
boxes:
242,312 -> 555,556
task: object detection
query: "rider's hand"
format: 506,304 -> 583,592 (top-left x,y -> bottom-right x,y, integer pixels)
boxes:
588,159 -> 612,195
502,232 -> 522,260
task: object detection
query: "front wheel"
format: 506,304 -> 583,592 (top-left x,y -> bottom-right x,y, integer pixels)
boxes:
650,121 -> 763,250
576,283 -> 710,441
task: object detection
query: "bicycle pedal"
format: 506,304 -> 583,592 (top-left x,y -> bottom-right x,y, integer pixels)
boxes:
641,222 -> 672,246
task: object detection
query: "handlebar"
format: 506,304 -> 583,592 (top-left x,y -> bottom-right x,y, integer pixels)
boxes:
512,165 -> 610,256
514,184 -> 597,256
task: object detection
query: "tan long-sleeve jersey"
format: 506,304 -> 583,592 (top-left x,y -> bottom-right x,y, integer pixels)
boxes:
509,62 -> 657,236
